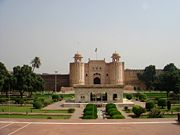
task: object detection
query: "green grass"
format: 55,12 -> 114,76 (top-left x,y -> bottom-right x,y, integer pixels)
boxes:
0,106 -> 69,113
60,94 -> 74,100
0,114 -> 71,119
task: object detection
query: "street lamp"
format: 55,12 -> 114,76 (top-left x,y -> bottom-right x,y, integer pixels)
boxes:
54,71 -> 58,93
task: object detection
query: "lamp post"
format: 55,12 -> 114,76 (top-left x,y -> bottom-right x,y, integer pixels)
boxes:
54,71 -> 58,93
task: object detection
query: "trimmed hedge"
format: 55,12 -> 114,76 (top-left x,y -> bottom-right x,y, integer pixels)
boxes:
105,103 -> 124,119
82,104 -> 97,119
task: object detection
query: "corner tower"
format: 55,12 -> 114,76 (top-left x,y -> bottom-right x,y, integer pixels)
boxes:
109,52 -> 124,85
70,52 -> 85,86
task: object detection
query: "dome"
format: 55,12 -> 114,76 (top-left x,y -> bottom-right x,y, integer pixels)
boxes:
111,52 -> 120,58
74,52 -> 83,58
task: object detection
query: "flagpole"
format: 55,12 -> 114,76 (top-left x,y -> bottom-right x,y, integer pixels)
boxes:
95,48 -> 97,60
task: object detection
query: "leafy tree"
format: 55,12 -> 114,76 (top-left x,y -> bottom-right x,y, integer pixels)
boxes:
31,57 -> 41,72
137,65 -> 156,90
132,105 -> 145,117
13,65 -> 44,98
158,63 -> 180,97
158,99 -> 167,109
0,62 -> 10,96
145,100 -> 155,111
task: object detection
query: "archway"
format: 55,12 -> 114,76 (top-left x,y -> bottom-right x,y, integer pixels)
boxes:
94,77 -> 101,84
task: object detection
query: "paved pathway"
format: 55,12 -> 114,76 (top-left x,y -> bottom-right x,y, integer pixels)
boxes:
43,100 -> 66,110
118,107 -> 132,119
70,107 -> 84,119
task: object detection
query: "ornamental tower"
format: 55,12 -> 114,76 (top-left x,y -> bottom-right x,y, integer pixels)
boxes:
70,53 -> 85,86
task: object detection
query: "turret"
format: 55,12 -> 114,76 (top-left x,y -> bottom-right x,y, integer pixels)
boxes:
70,52 -> 85,86
109,52 -> 124,85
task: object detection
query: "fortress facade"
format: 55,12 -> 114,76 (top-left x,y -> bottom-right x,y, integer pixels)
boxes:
40,52 -> 154,103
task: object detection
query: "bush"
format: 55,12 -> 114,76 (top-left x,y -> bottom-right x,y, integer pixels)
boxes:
43,99 -> 53,106
132,105 -> 145,117
148,108 -> 163,118
82,104 -> 97,119
33,101 -> 43,109
158,99 -> 167,109
109,110 -> 121,116
52,94 -> 60,102
111,114 -> 124,119
0,98 -> 6,104
82,115 -> 97,119
126,94 -> 133,100
139,94 -> 147,102
68,108 -> 75,113
145,101 -> 155,111
14,98 -> 24,105
167,100 -> 171,111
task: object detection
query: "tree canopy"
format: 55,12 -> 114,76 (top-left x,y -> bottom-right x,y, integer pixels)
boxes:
137,65 -> 156,90
31,57 -> 41,71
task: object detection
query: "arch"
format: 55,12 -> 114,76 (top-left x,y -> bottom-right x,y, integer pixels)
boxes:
94,77 -> 101,84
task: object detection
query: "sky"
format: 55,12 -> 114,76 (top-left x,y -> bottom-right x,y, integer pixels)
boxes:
0,0 -> 180,74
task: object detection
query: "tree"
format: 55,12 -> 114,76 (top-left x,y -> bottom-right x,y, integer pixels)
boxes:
31,57 -> 41,72
0,62 -> 9,96
158,99 -> 167,109
13,65 -> 44,98
137,65 -> 156,90
132,105 -> 145,117
159,63 -> 180,98
145,100 -> 155,111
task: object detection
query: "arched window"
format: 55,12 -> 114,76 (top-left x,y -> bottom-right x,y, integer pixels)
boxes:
94,77 -> 101,84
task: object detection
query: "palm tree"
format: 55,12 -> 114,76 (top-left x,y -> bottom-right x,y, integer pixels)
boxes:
31,57 -> 41,72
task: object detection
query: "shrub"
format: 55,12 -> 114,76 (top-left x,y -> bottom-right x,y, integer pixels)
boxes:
145,101 -> 155,111
139,94 -> 147,102
132,105 -> 145,117
52,94 -> 60,102
33,101 -> 43,109
167,100 -> 171,111
109,110 -> 121,116
148,108 -> 163,118
68,108 -> 75,113
126,94 -> 133,100
14,98 -> 24,105
0,98 -> 6,104
43,99 -> 53,106
82,104 -> 97,119
82,115 -> 97,119
47,116 -> 52,119
158,99 -> 167,109
111,114 -> 124,119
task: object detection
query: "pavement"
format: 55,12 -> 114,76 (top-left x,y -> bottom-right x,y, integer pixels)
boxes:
0,118 -> 179,135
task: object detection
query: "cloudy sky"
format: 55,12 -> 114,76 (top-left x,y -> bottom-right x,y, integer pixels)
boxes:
0,0 -> 180,74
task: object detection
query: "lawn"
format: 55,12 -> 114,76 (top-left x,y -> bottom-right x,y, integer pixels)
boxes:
0,106 -> 69,113
0,114 -> 71,119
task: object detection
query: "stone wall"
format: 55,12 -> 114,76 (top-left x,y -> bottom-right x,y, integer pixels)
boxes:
40,74 -> 69,91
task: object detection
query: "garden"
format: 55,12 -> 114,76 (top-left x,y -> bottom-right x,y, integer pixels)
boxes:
123,92 -> 180,118
0,93 -> 75,119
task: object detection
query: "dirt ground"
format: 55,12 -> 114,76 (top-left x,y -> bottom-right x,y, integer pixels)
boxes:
0,118 -> 179,135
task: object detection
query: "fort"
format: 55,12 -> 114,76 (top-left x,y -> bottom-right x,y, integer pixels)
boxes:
40,52 -> 162,103
41,52 -> 146,92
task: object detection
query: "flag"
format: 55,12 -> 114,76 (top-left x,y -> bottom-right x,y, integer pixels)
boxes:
95,48 -> 97,52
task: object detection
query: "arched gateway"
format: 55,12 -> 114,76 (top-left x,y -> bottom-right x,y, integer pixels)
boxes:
70,52 -> 124,103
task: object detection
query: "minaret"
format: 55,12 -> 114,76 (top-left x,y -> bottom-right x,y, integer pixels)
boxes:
70,52 -> 85,86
